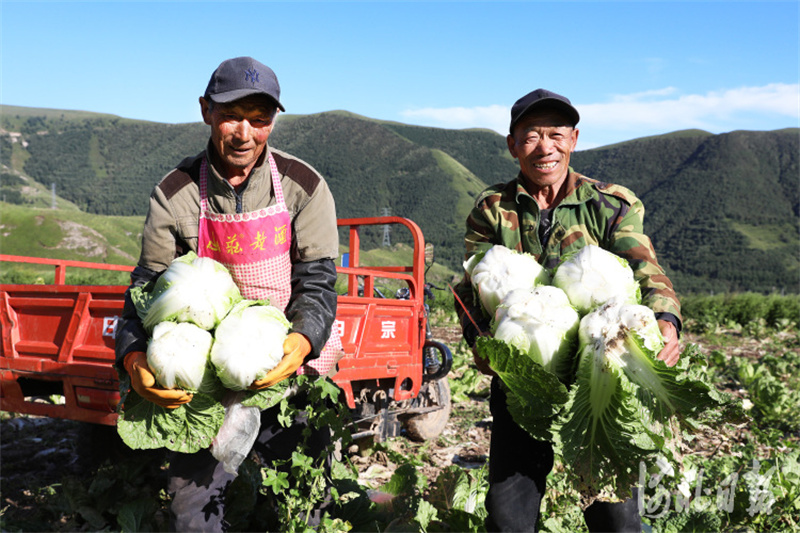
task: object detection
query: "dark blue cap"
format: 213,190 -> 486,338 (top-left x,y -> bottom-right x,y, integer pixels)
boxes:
204,57 -> 285,111
509,88 -> 579,133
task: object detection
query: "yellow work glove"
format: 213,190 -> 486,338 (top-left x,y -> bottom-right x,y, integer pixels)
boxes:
123,351 -> 193,409
249,332 -> 311,390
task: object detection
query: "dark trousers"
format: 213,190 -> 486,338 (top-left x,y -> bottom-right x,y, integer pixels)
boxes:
167,391 -> 332,532
485,378 -> 641,533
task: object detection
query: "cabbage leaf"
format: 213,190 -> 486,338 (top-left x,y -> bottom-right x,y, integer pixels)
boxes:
553,301 -> 733,503
476,337 -> 569,441
554,339 -> 661,502
240,379 -> 293,410
117,385 -> 226,454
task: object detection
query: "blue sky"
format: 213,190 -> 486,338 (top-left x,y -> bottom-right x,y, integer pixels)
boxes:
1,1 -> 798,148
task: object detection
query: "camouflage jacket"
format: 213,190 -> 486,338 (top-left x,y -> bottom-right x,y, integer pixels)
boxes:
454,169 -> 682,344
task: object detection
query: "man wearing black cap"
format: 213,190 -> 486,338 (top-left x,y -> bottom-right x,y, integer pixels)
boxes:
115,56 -> 341,531
453,89 -> 682,531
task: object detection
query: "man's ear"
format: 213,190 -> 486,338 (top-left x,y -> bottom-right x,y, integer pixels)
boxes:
507,133 -> 518,159
570,128 -> 580,152
199,97 -> 212,126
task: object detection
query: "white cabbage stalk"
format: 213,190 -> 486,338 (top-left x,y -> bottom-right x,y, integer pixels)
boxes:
147,321 -> 214,391
210,301 -> 292,390
467,245 -> 550,317
492,286 -> 580,382
575,298 -> 683,426
552,245 -> 640,315
143,253 -> 242,332
578,299 -> 674,410
560,298 -> 724,499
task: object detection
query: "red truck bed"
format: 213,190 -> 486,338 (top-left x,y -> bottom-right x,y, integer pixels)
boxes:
1,217 -> 436,425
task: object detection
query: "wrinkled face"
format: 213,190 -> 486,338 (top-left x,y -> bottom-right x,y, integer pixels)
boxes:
507,110 -> 579,191
200,95 -> 277,180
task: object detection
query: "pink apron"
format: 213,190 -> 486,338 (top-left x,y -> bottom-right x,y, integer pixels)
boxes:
197,154 -> 342,377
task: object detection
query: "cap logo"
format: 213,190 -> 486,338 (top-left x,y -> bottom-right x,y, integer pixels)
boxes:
245,67 -> 260,86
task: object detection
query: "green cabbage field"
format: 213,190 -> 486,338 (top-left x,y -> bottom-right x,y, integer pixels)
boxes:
1,292 -> 798,532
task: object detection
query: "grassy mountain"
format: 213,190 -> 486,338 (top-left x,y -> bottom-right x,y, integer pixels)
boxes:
268,112 -> 495,265
1,107 -> 208,216
0,202 -> 142,262
571,128 -> 800,293
1,104 -> 797,293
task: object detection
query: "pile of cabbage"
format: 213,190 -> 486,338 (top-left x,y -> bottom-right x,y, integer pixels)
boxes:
117,252 -> 293,455
466,244 -> 731,503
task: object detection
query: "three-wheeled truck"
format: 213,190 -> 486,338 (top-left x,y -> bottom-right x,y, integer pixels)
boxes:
0,216 -> 453,443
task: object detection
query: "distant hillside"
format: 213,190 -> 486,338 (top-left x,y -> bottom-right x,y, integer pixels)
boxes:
1,104 -> 798,293
0,203 -> 143,266
571,128 -> 800,293
0,106 -> 208,216
268,112 -> 497,264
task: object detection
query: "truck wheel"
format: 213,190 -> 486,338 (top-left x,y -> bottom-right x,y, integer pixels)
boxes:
404,378 -> 451,442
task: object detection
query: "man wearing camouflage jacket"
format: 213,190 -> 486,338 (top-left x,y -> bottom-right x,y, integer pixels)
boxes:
454,89 -> 681,532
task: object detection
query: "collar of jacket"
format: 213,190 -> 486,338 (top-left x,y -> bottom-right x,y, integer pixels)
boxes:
204,139 -> 272,190
512,168 -> 595,208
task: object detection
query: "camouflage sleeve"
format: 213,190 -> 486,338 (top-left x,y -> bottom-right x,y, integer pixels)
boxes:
453,204 -> 496,345
607,195 -> 683,328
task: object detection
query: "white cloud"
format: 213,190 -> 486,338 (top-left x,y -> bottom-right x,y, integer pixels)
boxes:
400,104 -> 509,134
609,87 -> 679,102
581,83 -> 800,132
398,83 -> 800,145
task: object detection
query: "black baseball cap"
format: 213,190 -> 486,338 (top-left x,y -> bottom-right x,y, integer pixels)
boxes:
509,88 -> 579,133
203,56 -> 285,111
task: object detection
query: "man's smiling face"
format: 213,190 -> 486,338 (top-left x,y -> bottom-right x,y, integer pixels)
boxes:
200,95 -> 277,182
507,110 -> 579,193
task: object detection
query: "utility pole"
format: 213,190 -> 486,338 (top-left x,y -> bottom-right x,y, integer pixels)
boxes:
51,183 -> 56,209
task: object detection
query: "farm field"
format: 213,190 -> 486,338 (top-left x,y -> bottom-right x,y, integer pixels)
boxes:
1,296 -> 799,532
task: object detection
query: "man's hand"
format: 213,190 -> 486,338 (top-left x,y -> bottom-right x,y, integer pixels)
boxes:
471,332 -> 497,376
123,351 -> 193,408
473,346 -> 497,376
656,320 -> 680,367
250,332 -> 311,390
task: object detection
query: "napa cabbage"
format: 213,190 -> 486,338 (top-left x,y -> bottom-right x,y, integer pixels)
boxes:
146,321 -> 215,392
554,299 -> 729,503
464,245 -> 550,318
552,245 -> 640,315
492,286 -> 580,384
119,255 -> 291,457
468,245 -> 734,505
117,387 -> 226,454
210,300 -> 292,391
131,251 -> 242,332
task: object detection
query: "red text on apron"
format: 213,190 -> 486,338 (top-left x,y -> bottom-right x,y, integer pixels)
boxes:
197,154 -> 342,376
